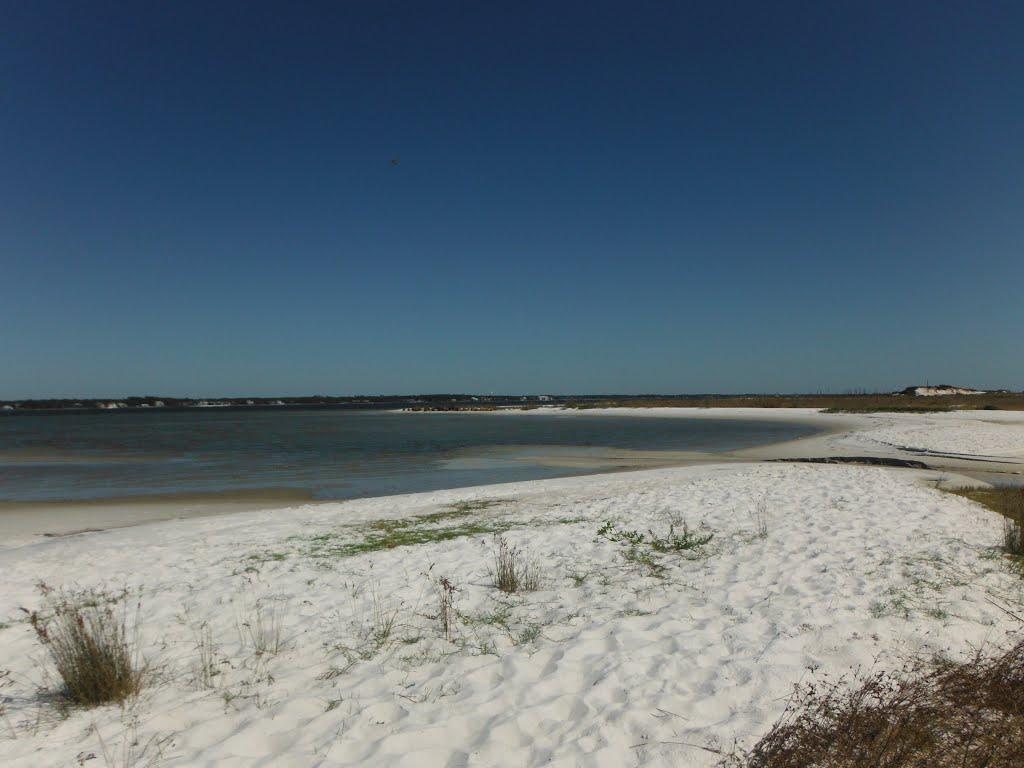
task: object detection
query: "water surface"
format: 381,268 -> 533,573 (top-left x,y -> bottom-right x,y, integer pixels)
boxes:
0,409 -> 819,503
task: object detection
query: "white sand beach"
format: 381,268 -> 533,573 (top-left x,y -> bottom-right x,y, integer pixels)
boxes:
1,409 -> 1023,766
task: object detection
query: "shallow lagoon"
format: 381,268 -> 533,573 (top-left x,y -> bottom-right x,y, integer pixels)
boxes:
0,408 -> 820,503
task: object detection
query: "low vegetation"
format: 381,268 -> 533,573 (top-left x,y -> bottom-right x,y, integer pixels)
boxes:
26,585 -> 145,707
237,597 -> 287,656
491,537 -> 541,593
247,499 -> 586,569
565,392 -> 1024,412
189,620 -> 219,690
821,405 -> 953,413
368,588 -> 400,649
434,576 -> 457,641
727,639 -> 1024,768
95,716 -> 172,768
949,485 -> 1024,558
598,519 -> 714,552
751,497 -> 770,539
313,513 -> 510,558
250,500 -> 516,564
597,518 -> 714,578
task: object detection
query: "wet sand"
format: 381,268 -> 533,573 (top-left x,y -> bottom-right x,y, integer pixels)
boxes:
0,488 -> 314,545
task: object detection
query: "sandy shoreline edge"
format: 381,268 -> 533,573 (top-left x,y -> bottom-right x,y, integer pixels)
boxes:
0,407 -> 850,544
2,407 -> 1022,545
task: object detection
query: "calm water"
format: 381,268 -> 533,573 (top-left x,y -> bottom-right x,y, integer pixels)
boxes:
0,409 -> 819,503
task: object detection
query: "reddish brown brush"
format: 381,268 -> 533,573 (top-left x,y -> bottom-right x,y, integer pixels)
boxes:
949,486 -> 1024,556
734,639 -> 1024,768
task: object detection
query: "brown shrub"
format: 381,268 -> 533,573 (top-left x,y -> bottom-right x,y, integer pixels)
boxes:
26,585 -> 144,707
732,639 -> 1024,768
951,485 -> 1024,556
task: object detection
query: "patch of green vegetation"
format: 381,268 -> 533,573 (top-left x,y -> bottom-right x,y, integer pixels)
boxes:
398,647 -> 452,667
317,664 -> 352,681
598,519 -> 714,578
925,606 -> 949,621
248,499 -> 510,562
515,624 -> 542,645
451,636 -> 500,657
870,592 -> 912,620
460,603 -> 514,631
444,499 -> 508,515
308,518 -> 520,560
623,544 -> 664,576
246,551 -> 288,564
867,552 -> 977,622
247,499 -> 583,565
869,600 -> 888,619
621,607 -> 654,617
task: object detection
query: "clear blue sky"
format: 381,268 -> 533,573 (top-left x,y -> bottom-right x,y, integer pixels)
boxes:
2,2 -> 1022,397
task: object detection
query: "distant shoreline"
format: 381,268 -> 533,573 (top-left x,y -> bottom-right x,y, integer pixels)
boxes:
4,390 -> 1023,415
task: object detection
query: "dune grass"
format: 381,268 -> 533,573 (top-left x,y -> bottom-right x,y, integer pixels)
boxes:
729,639 -> 1024,768
27,586 -> 144,707
491,537 -> 541,593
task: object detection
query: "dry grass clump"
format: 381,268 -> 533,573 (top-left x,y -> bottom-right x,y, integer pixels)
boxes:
95,715 -> 172,768
731,639 -> 1024,768
951,485 -> 1024,557
237,597 -> 287,656
368,587 -> 400,647
751,497 -> 770,539
491,537 -> 540,593
434,576 -> 457,641
189,620 -> 219,690
26,585 -> 144,707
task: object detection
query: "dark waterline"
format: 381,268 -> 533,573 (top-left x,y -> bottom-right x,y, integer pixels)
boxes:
0,409 -> 820,503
